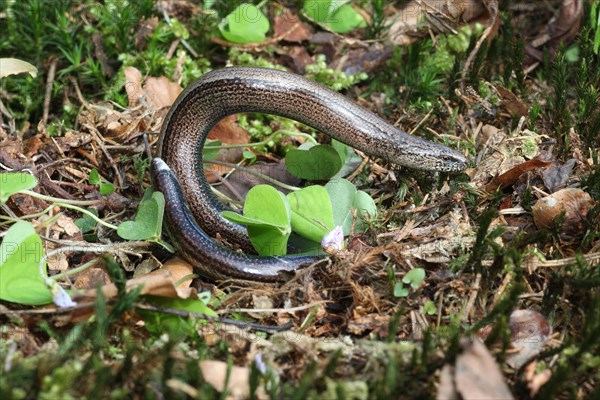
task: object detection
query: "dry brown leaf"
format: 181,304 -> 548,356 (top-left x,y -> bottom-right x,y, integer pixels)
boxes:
505,310 -> 551,369
73,266 -> 110,290
274,9 -> 312,42
486,153 -> 553,192
497,86 -> 527,118
453,338 -> 514,399
525,0 -> 584,65
143,76 -> 182,109
162,256 -> 194,288
23,135 -> 45,158
72,268 -> 198,303
199,360 -> 267,400
124,66 -> 143,107
216,160 -> 302,200
204,115 -> 250,183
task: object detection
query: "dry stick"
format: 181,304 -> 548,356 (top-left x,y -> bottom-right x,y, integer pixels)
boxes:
85,124 -> 125,189
408,108 -> 433,136
217,300 -> 329,315
461,272 -> 481,323
41,58 -> 58,128
459,1 -> 499,93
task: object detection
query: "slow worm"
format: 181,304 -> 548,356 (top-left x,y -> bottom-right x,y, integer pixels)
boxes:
152,67 -> 467,281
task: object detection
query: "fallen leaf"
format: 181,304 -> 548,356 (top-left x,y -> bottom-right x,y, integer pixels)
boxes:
486,152 -> 553,192
525,0 -> 584,65
274,9 -> 312,42
73,266 -> 110,290
199,360 -> 267,400
506,310 -> 551,369
143,76 -> 182,109
453,338 -> 514,399
497,86 -> 527,118
541,159 -> 576,193
124,66 -> 144,107
162,256 -> 194,289
215,160 -> 302,200
0,58 -> 38,78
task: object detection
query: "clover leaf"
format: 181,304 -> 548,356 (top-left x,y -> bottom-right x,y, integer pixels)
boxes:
325,178 -> 377,235
285,143 -> 342,180
287,185 -> 334,243
0,173 -> 37,204
219,4 -> 270,44
221,185 -> 291,256
117,192 -> 172,251
0,221 -> 52,305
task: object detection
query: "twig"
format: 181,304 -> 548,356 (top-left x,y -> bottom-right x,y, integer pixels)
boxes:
41,58 -> 58,128
217,300 -> 329,315
461,272 -> 481,322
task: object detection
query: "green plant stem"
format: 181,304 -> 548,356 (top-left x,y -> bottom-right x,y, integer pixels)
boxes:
54,203 -> 119,230
0,202 -> 117,230
204,159 -> 301,192
20,190 -> 106,206
207,129 -> 318,150
52,257 -> 101,281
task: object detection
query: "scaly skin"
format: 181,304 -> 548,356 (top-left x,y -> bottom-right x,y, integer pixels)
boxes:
154,67 -> 467,281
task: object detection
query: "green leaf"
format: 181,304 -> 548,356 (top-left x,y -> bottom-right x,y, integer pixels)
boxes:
287,186 -> 334,243
0,221 -> 52,305
402,268 -> 426,289
99,182 -> 114,195
117,192 -> 165,241
221,185 -> 291,256
393,282 -> 409,298
331,139 -> 362,178
75,208 -> 99,233
325,179 -> 377,235
302,0 -> 366,34
423,300 -> 437,315
140,295 -> 217,339
170,18 -> 190,40
219,4 -> 270,44
0,173 -> 37,204
89,169 -> 114,195
89,168 -> 101,184
323,3 -> 366,34
285,144 -> 342,180
203,140 -> 222,161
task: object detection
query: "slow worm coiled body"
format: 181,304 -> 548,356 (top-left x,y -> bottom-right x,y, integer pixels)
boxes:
152,67 -> 467,281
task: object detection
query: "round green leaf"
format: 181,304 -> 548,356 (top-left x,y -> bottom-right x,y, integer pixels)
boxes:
117,192 -> 165,241
221,185 -> 291,256
287,185 -> 334,243
302,0 -> 365,34
0,221 -> 52,305
326,179 -> 377,235
219,4 -> 270,44
324,3 -> 366,34
402,268 -> 426,289
0,173 -> 37,204
285,144 -> 342,180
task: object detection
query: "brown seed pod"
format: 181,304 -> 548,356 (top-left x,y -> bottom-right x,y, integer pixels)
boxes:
532,188 -> 595,235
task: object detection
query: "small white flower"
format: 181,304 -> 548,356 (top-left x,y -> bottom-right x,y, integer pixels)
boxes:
254,353 -> 267,374
321,226 -> 344,251
47,279 -> 77,308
